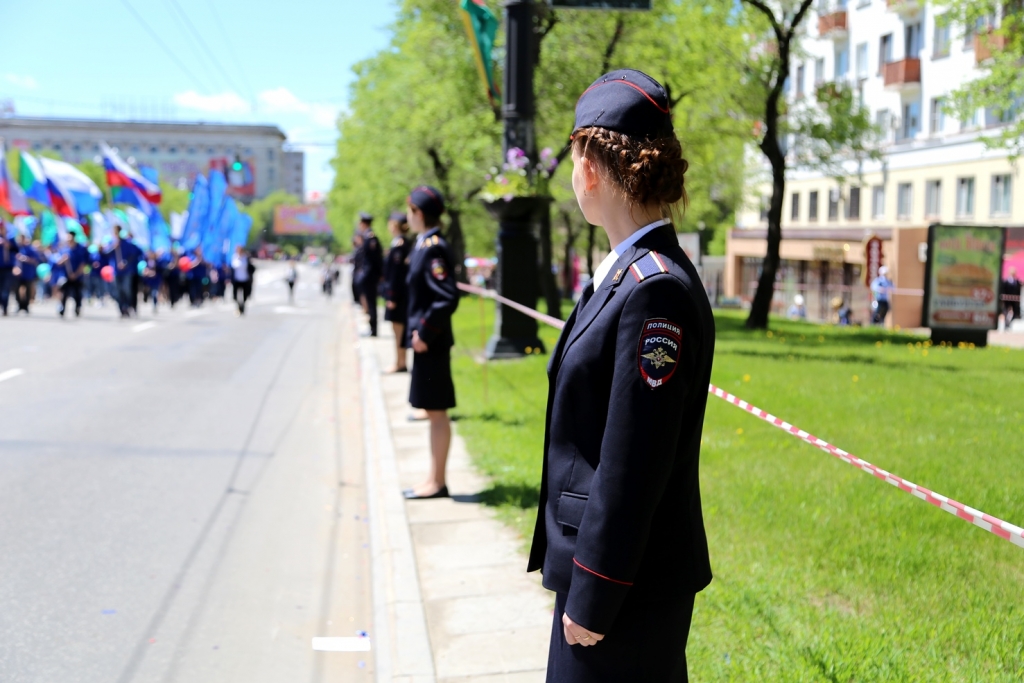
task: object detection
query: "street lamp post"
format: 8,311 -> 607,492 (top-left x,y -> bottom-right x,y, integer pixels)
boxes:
484,0 -> 547,358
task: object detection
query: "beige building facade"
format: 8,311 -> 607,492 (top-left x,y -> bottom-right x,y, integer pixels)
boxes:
729,0 -> 1021,329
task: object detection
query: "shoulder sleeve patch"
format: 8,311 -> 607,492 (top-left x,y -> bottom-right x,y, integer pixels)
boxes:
430,258 -> 448,281
637,318 -> 682,389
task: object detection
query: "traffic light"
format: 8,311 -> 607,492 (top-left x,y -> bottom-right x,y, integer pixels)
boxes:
232,161 -> 243,171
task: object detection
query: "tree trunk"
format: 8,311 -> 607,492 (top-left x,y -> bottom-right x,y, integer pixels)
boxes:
745,163 -> 784,329
561,210 -> 578,299
537,204 -> 561,319
445,208 -> 468,285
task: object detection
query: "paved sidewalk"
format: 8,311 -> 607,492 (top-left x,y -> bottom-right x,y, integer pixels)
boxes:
361,319 -> 551,683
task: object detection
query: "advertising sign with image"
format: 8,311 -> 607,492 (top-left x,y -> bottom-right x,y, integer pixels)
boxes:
923,225 -> 1006,329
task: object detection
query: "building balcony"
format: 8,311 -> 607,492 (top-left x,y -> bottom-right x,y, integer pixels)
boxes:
883,58 -> 921,91
975,32 -> 1007,62
818,11 -> 848,39
885,0 -> 920,16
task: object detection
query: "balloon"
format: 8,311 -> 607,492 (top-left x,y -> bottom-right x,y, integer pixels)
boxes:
101,265 -> 115,283
137,261 -> 147,275
88,244 -> 99,255
178,256 -> 192,271
36,263 -> 52,280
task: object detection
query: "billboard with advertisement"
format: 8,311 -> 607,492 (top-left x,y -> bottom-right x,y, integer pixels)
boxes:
274,205 -> 333,235
922,225 -> 1006,330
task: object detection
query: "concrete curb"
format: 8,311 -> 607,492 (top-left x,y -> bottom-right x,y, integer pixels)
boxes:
359,337 -> 437,683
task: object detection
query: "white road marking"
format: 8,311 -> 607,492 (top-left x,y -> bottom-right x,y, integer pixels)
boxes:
132,322 -> 157,333
274,306 -> 310,315
0,369 -> 25,383
184,309 -> 209,319
311,637 -> 371,652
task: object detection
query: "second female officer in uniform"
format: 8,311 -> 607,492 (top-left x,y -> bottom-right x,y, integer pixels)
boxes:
402,186 -> 459,499
383,211 -> 413,373
528,69 -> 715,682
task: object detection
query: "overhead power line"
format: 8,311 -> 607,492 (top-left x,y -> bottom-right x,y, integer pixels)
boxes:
166,0 -> 244,97
205,0 -> 256,104
118,0 -> 212,94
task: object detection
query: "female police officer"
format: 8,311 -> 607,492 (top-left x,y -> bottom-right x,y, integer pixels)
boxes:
402,186 -> 459,499
383,211 -> 413,373
528,70 -> 714,682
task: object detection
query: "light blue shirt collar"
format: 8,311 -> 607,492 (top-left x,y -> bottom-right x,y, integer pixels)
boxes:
592,219 -> 670,290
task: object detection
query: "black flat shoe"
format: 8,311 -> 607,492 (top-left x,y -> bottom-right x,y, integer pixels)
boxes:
402,486 -> 449,500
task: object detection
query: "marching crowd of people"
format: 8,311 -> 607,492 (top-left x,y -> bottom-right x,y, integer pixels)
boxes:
0,218 -> 257,319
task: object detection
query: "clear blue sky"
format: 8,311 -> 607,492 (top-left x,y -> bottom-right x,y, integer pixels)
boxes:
0,0 -> 398,198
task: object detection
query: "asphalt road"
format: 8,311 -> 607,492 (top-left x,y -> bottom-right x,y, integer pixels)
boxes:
0,261 -> 374,683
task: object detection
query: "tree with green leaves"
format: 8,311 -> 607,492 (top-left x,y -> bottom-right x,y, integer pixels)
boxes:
736,0 -> 879,329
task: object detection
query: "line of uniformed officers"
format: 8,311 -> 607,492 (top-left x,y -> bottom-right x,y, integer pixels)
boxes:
350,186 -> 459,500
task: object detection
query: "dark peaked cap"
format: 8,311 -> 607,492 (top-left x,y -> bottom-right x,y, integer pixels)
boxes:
408,185 -> 445,217
574,69 -> 673,140
359,212 -> 374,223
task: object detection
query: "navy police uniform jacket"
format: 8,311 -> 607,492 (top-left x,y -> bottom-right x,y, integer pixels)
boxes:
383,235 -> 412,305
527,225 -> 714,636
405,228 -> 458,348
355,230 -> 383,291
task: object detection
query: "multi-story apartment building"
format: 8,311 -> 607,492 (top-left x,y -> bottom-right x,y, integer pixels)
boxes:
0,117 -> 300,204
728,0 -> 1022,327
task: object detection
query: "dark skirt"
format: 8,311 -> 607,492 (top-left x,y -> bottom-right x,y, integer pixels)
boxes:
546,591 -> 695,683
384,297 -> 408,325
409,349 -> 456,410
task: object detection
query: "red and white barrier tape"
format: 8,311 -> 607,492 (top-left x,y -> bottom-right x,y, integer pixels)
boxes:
458,282 -> 1024,549
709,385 -> 1024,549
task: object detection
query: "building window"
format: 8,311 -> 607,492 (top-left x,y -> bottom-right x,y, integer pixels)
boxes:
207,147 -> 215,154
933,24 -> 951,57
169,146 -> 177,153
809,190 -> 819,221
188,147 -> 196,154
856,42 -> 869,78
796,65 -> 805,98
828,189 -> 840,221
872,185 -> 885,218
991,174 -> 1012,216
930,97 -> 945,135
905,22 -> 922,57
791,192 -> 800,220
956,177 -> 975,217
150,146 -> 158,154
879,33 -> 893,72
925,180 -> 942,218
268,149 -> 275,161
901,101 -> 921,140
814,57 -> 825,85
834,48 -> 849,80
759,194 -> 770,221
846,186 -> 861,220
897,182 -> 913,220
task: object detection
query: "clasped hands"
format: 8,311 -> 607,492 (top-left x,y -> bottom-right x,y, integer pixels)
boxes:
411,330 -> 429,353
562,612 -> 605,648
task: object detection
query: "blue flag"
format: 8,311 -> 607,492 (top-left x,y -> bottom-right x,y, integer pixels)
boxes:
181,174 -> 209,252
230,211 -> 253,255
201,169 -> 228,260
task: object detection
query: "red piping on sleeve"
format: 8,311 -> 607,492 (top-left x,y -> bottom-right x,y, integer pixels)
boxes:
573,558 -> 634,586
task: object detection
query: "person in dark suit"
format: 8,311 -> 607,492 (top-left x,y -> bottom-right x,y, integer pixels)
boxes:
1002,267 -> 1021,323
528,69 -> 714,683
384,211 -> 414,373
402,186 -> 459,500
354,212 -> 383,336
0,227 -> 20,316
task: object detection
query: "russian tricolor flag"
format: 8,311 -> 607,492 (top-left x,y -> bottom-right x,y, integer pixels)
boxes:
102,142 -> 161,204
38,156 -> 103,218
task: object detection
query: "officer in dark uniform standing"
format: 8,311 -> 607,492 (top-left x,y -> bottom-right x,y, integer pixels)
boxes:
528,70 -> 714,683
383,211 -> 413,373
402,186 -> 459,499
354,212 -> 383,336
0,225 -> 19,316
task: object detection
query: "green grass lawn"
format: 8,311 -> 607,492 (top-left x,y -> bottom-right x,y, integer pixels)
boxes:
450,297 -> 1024,682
